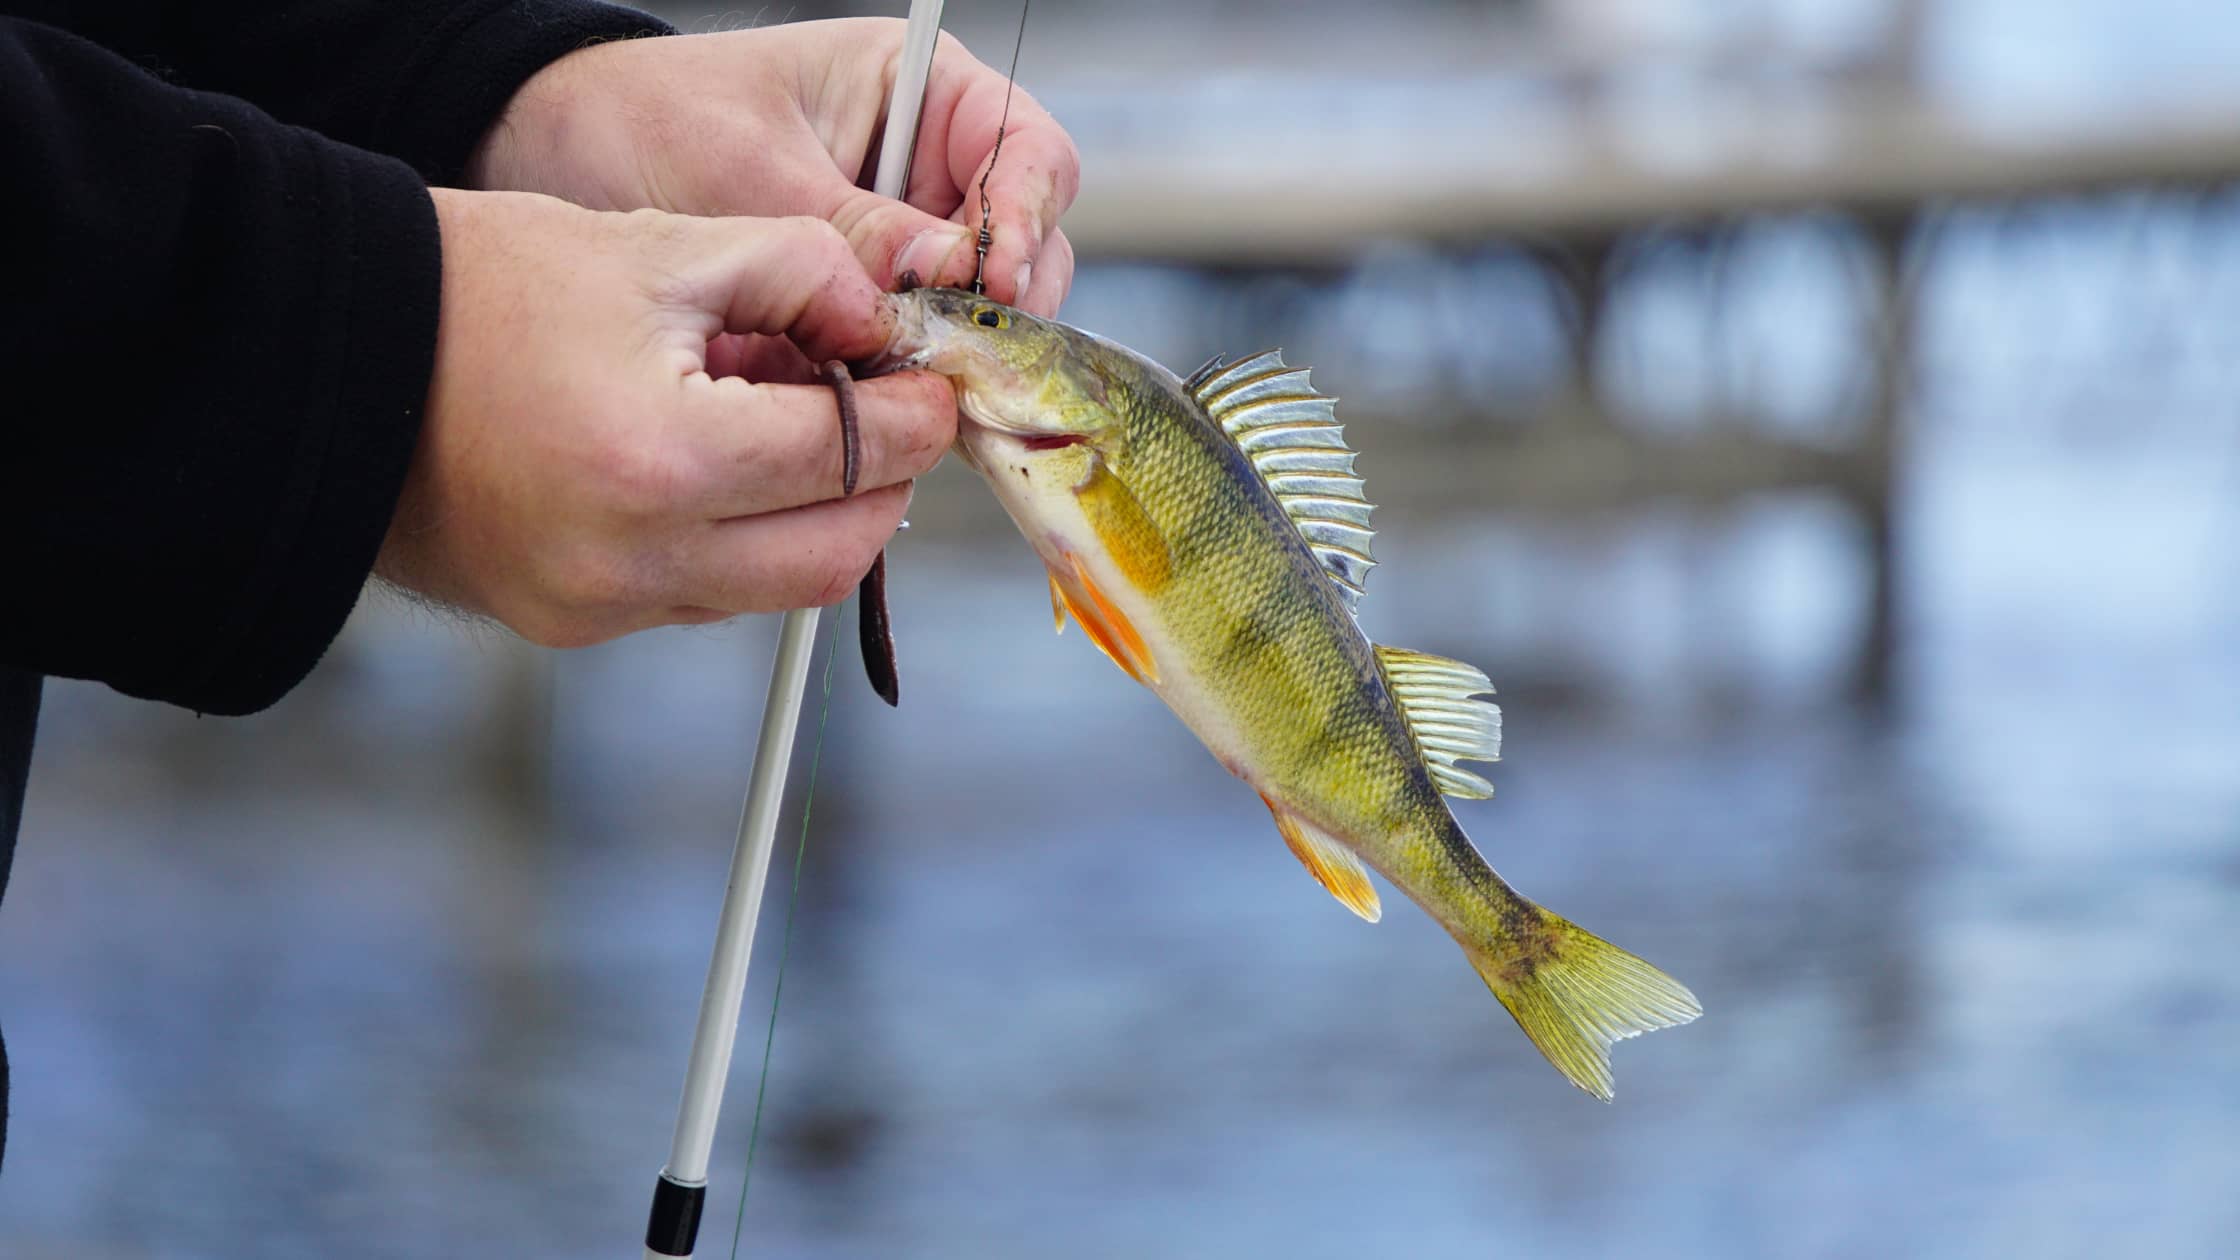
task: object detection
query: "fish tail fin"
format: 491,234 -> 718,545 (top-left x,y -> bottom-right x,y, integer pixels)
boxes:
1462,887 -> 1700,1101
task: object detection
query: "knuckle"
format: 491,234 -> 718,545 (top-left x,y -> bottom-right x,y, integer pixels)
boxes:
1049,130 -> 1083,186
779,214 -> 850,260
1057,144 -> 1083,206
605,444 -> 693,517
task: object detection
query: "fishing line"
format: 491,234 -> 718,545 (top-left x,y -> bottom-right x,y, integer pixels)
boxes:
727,607 -> 847,1260
972,0 -> 1033,295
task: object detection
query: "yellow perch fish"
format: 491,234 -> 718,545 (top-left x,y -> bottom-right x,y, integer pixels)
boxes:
879,288 -> 1699,1098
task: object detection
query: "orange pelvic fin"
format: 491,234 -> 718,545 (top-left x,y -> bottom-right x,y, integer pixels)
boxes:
1262,794 -> 1382,923
1048,572 -> 1068,634
1047,557 -> 1160,685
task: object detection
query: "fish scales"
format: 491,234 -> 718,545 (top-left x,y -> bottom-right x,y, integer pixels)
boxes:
877,288 -> 1700,1100
1115,369 -> 1410,823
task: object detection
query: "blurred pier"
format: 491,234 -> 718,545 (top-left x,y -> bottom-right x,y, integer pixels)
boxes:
908,17 -> 2240,700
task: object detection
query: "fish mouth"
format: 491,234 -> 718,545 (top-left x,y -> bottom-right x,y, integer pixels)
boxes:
864,291 -> 1089,445
861,292 -> 937,376
860,337 -> 932,378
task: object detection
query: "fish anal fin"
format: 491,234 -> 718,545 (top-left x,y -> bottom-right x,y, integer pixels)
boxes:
1262,794 -> 1382,923
1049,557 -> 1160,685
1376,644 -> 1502,799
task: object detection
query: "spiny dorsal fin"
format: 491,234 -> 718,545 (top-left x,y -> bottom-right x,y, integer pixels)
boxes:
1182,353 -> 1228,392
1191,351 -> 1375,610
1375,645 -> 1501,799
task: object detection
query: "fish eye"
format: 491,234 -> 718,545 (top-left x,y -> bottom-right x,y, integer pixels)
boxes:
974,307 -> 1008,329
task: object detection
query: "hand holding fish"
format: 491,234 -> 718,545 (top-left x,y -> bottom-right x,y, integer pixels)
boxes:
466,17 -> 1079,315
374,190 -> 953,647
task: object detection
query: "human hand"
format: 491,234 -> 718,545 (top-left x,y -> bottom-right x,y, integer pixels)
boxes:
466,18 -> 1079,317
377,188 -> 953,647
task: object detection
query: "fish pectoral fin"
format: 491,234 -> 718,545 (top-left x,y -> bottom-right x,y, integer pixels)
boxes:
1048,557 -> 1160,685
1377,644 -> 1501,799
1074,457 -> 1174,592
1262,795 -> 1382,923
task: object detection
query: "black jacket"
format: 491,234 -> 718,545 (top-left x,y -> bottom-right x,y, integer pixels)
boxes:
0,0 -> 669,1170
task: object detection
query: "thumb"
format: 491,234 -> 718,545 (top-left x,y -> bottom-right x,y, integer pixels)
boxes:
824,186 -> 979,292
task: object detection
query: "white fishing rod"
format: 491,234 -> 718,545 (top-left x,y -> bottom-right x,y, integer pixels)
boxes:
641,3 -> 947,1255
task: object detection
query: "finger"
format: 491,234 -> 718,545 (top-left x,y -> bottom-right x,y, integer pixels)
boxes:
938,129 -> 1074,309
661,214 -> 895,364
911,40 -> 1080,307
931,107 -> 1079,302
680,483 -> 912,614
678,368 -> 955,515
916,37 -> 1080,228
822,185 -> 981,293
706,332 -> 816,384
1016,227 -> 1074,319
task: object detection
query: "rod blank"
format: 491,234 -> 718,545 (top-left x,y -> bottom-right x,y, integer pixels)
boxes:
642,2 -> 947,1255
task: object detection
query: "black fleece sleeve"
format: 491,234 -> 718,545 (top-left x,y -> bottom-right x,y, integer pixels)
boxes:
7,1 -> 673,185
1,2 -> 670,715
0,18 -> 443,715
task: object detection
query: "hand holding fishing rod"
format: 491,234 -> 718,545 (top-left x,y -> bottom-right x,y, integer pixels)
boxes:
382,14 -> 1080,652
461,16 -> 1076,690
468,17 -> 1079,317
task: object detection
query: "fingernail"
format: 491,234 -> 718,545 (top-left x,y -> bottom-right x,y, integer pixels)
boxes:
1013,258 -> 1033,303
896,227 -> 966,289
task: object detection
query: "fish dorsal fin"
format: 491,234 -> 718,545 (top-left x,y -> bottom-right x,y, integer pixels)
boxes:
1375,645 -> 1501,799
1191,351 -> 1375,610
1181,353 -> 1228,392
1261,794 -> 1382,922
